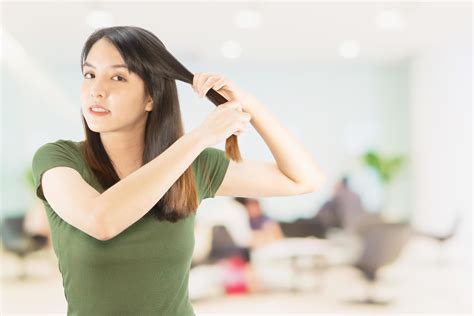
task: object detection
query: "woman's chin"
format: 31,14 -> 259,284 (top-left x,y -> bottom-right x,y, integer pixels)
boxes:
86,123 -> 107,133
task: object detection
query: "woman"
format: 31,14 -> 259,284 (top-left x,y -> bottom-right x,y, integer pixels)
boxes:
31,26 -> 326,315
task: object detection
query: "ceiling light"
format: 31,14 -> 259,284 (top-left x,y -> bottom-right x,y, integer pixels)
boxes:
339,40 -> 360,59
375,10 -> 404,30
234,9 -> 262,29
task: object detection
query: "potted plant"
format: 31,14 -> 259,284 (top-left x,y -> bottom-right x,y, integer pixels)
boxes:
361,149 -> 406,219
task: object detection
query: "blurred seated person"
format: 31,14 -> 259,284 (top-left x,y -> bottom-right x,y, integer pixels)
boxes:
234,197 -> 284,249
311,176 -> 381,236
312,176 -> 457,244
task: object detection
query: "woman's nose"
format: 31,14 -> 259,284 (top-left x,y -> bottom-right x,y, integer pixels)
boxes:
90,89 -> 104,98
89,78 -> 107,98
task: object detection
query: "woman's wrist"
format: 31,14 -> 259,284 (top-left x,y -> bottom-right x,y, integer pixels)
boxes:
186,128 -> 209,151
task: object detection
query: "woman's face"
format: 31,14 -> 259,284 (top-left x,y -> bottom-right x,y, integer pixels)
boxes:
80,37 -> 153,133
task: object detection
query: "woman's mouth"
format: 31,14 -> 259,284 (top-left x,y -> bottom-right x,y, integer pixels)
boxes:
89,107 -> 111,116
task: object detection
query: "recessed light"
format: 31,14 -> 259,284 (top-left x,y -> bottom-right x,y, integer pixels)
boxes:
339,40 -> 360,59
375,10 -> 404,30
234,9 -> 262,29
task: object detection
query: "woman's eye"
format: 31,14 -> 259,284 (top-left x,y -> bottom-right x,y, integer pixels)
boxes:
112,75 -> 126,82
82,73 -> 125,82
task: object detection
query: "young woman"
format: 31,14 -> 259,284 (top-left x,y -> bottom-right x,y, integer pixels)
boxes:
31,26 -> 326,315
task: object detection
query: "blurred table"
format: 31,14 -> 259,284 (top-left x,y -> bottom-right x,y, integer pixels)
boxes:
251,237 -> 331,291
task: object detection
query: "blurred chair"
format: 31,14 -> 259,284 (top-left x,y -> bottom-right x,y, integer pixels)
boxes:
191,225 -> 250,295
412,212 -> 461,243
278,219 -> 326,238
193,225 -> 249,267
277,210 -> 383,240
348,222 -> 412,305
1,215 -> 49,280
411,212 -> 462,265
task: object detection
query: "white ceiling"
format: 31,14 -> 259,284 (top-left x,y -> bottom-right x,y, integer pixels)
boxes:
1,1 -> 472,66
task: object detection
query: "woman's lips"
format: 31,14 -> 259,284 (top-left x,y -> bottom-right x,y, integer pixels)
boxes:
89,107 -> 111,116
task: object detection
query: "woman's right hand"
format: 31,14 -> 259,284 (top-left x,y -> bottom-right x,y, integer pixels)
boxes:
192,100 -> 252,148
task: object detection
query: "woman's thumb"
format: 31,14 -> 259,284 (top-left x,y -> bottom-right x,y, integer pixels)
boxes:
222,100 -> 243,112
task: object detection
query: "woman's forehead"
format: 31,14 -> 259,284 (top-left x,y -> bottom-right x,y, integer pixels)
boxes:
86,39 -> 126,68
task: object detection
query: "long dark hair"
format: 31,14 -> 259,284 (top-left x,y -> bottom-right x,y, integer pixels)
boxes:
80,26 -> 242,222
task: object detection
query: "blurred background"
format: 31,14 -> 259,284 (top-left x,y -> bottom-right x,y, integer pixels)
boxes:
1,0 -> 472,315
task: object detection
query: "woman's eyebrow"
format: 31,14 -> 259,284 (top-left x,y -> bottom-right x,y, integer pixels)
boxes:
83,62 -> 129,73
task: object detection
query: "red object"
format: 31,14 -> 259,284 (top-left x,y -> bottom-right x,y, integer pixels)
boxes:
221,256 -> 247,294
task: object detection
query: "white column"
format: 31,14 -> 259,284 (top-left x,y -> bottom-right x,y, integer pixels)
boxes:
410,39 -> 472,245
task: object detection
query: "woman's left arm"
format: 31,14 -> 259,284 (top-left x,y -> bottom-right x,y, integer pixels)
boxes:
194,72 -> 327,196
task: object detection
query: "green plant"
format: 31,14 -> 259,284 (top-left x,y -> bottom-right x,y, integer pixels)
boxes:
361,149 -> 408,217
362,149 -> 405,184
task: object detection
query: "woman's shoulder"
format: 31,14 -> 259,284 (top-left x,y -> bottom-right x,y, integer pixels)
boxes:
31,139 -> 94,202
192,146 -> 230,179
55,138 -> 84,148
194,147 -> 229,165
33,139 -> 85,166
192,146 -> 230,200
49,139 -> 85,154
38,138 -> 82,147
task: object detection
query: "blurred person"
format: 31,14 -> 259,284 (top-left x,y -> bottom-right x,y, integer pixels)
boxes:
234,197 -> 284,249
234,197 -> 285,293
311,176 -> 378,235
30,26 -> 325,315
313,176 -> 459,245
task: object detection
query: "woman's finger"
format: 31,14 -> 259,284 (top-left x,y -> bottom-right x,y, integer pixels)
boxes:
213,77 -> 227,91
235,124 -> 247,136
192,72 -> 200,93
221,100 -> 242,112
197,72 -> 212,95
201,76 -> 221,97
233,129 -> 244,136
194,72 -> 206,94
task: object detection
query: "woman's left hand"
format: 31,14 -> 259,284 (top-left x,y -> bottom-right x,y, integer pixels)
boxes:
193,72 -> 259,115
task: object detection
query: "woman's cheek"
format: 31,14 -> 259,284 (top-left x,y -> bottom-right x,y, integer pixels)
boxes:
79,84 -> 89,105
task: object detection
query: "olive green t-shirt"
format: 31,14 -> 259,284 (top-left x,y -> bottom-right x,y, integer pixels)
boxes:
31,139 -> 230,316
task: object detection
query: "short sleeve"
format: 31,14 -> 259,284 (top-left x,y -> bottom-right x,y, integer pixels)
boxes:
31,141 -> 82,202
196,147 -> 231,199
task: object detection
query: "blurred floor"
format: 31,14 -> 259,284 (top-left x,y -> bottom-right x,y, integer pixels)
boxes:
1,236 -> 471,315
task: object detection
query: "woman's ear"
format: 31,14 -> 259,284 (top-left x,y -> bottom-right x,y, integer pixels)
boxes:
145,97 -> 153,112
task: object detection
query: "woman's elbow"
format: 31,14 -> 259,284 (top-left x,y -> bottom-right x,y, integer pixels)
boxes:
310,173 -> 327,192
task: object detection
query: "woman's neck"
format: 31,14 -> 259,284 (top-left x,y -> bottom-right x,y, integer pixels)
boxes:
100,131 -> 145,179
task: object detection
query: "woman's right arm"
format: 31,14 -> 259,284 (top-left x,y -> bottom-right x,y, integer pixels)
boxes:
94,130 -> 207,239
41,100 -> 250,240
42,130 -> 206,241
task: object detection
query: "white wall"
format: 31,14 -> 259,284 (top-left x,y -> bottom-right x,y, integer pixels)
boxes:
410,38 -> 472,245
